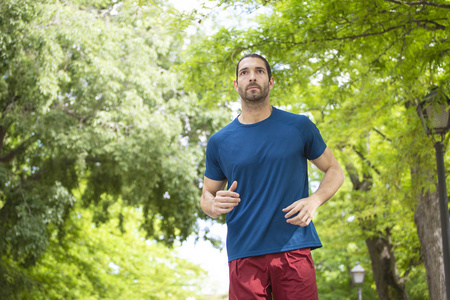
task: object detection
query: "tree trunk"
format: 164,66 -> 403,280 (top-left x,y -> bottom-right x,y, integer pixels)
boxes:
346,159 -> 409,299
365,233 -> 409,300
414,189 -> 446,300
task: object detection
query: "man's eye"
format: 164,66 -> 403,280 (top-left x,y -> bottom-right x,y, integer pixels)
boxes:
240,71 -> 247,75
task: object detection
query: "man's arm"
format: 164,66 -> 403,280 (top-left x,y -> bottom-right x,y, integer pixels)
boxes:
283,147 -> 344,226
201,177 -> 240,219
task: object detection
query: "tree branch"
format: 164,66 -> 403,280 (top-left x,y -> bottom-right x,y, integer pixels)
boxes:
329,25 -> 406,41
385,0 -> 450,10
54,103 -> 98,127
0,94 -> 20,153
290,25 -> 406,46
345,162 -> 361,190
373,128 -> 392,142
352,145 -> 382,176
19,185 -> 32,216
0,124 -> 11,153
344,161 -> 374,191
401,255 -> 423,280
0,136 -> 36,163
2,94 -> 18,119
412,18 -> 446,30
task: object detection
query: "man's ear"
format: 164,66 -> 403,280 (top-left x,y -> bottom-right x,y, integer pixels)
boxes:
234,79 -> 239,91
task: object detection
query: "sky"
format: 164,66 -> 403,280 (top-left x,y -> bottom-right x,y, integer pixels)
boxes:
169,0 -> 206,12
176,220 -> 229,295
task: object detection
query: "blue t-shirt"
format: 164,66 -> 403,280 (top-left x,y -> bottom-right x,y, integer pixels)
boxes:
205,107 -> 327,262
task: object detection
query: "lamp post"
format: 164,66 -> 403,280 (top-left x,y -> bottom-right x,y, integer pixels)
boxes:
416,87 -> 450,300
351,262 -> 365,300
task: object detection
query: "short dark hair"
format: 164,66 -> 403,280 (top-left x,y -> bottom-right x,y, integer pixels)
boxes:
236,53 -> 272,82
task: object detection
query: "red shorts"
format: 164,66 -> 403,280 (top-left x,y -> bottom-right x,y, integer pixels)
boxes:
228,248 -> 318,300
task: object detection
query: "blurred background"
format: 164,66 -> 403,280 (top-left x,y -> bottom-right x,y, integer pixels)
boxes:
1,0 -> 449,299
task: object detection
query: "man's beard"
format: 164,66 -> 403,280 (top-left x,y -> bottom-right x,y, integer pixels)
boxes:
238,82 -> 270,103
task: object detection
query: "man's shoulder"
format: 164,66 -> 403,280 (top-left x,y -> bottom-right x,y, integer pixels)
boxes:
208,119 -> 238,143
273,107 -> 313,126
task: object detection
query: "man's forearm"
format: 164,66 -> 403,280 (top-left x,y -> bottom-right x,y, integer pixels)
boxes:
312,163 -> 344,206
201,190 -> 219,219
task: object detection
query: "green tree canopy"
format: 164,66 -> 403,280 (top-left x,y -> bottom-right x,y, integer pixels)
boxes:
0,0 -> 230,297
180,0 -> 449,298
3,202 -> 206,299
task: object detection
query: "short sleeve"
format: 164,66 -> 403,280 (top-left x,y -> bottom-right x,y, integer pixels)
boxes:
204,136 -> 227,181
303,117 -> 327,160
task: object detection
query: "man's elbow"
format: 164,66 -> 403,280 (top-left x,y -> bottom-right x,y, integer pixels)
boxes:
335,164 -> 345,188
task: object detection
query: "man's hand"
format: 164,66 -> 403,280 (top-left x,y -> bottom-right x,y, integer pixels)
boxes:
282,195 -> 321,227
282,147 -> 345,227
210,181 -> 240,218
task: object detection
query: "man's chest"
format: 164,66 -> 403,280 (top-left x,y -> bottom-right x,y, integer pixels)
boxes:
219,128 -> 306,173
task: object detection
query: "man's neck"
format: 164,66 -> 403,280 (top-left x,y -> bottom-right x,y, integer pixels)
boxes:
238,99 -> 273,124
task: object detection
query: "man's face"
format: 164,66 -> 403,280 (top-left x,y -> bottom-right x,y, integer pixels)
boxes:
234,57 -> 274,103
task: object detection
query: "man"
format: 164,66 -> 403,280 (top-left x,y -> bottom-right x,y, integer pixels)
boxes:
200,53 -> 345,299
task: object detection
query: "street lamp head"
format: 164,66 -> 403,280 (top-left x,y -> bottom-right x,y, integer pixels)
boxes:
351,262 -> 365,285
416,88 -> 450,137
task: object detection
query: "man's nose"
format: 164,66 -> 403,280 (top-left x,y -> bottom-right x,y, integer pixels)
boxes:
249,71 -> 256,81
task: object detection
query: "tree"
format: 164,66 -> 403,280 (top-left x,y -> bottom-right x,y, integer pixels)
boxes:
0,0 -> 229,296
181,0 -> 449,298
4,201 -> 206,300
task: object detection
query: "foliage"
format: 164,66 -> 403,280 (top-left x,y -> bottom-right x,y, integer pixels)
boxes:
3,202 -> 206,300
0,0 -> 230,297
180,0 -> 450,298
184,0 -> 450,103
